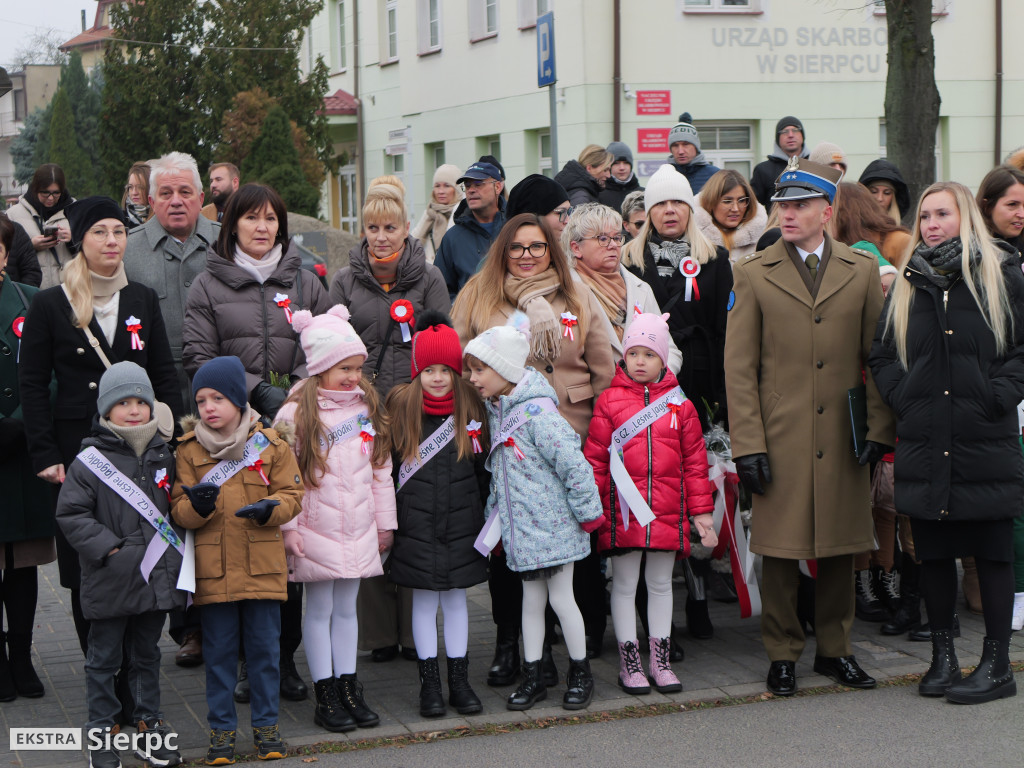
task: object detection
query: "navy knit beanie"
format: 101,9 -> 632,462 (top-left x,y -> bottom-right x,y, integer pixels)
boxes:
192,356 -> 248,410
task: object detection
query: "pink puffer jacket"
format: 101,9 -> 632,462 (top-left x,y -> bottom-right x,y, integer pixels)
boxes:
276,383 -> 397,582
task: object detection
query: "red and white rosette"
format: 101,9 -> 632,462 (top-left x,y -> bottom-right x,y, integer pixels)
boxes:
390,300 -> 415,342
633,303 -> 643,318
560,312 -> 578,341
125,315 -> 145,350
679,256 -> 701,302
12,316 -> 23,362
467,419 -> 483,454
247,458 -> 270,485
274,293 -> 293,323
360,421 -> 376,454
154,468 -> 172,501
666,392 -> 683,430
504,436 -> 526,461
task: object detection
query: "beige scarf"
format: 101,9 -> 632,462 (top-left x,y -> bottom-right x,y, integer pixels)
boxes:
414,202 -> 456,252
574,262 -> 627,340
503,269 -> 562,361
195,407 -> 261,461
90,264 -> 128,305
102,416 -> 160,457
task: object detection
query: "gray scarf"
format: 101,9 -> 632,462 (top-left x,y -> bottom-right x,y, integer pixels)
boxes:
909,236 -> 965,291
649,237 -> 691,279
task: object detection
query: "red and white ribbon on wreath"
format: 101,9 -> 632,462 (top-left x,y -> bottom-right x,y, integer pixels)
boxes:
504,436 -> 526,461
360,421 -> 376,454
247,458 -> 270,485
467,419 -> 483,454
274,293 -> 293,323
125,315 -> 145,350
707,451 -> 761,619
390,300 -> 415,342
560,312 -> 578,341
679,257 -> 701,302
154,468 -> 172,502
12,316 -> 23,362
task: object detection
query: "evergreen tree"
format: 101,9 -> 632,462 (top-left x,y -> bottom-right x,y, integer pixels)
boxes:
242,106 -> 319,217
48,88 -> 96,195
10,107 -> 46,186
60,53 -> 102,170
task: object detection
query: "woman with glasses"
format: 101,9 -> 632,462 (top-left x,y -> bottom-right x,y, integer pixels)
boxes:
621,191 -> 647,243
18,197 -> 181,684
554,145 -> 614,206
121,162 -> 152,229
7,164 -> 75,290
506,174 -> 573,239
694,170 -> 767,264
452,212 -> 615,680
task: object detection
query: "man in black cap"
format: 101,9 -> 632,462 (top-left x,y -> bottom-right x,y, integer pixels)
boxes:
725,157 -> 894,697
434,160 -> 506,300
751,116 -> 810,210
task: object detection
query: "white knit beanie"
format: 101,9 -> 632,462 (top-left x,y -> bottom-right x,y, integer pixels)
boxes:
464,312 -> 531,384
432,164 -> 463,197
291,304 -> 368,375
645,164 -> 696,212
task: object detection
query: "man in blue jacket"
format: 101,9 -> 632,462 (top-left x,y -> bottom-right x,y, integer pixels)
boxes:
435,161 -> 506,300
666,117 -> 719,195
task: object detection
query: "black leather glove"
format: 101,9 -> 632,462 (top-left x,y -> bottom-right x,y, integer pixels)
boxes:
182,482 -> 221,518
250,381 -> 288,420
735,453 -> 772,495
0,417 -> 26,462
858,441 -> 891,466
235,498 -> 280,526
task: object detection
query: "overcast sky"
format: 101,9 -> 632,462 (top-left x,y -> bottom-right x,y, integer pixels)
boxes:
0,2 -> 95,69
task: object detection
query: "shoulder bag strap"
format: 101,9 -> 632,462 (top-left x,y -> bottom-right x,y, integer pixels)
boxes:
61,284 -> 113,370
10,280 -> 30,313
373,316 -> 398,381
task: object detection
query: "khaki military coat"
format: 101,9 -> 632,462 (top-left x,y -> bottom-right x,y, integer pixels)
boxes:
724,235 -> 895,559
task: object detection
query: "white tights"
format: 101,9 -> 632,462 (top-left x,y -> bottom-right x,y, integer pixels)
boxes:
411,588 -> 469,659
610,550 -> 675,642
303,578 -> 360,681
522,563 -> 585,662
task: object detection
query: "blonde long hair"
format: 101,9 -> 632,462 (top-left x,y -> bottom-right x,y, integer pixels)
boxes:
64,255 -> 96,328
884,181 -> 1013,368
621,202 -> 717,273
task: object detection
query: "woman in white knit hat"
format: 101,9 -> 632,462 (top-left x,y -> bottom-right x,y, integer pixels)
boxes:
412,164 -> 462,264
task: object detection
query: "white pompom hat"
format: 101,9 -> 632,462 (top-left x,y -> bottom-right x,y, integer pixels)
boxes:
291,304 -> 368,375
464,311 -> 531,384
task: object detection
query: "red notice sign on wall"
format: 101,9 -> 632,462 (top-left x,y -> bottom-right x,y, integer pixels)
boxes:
637,128 -> 670,154
636,90 -> 671,115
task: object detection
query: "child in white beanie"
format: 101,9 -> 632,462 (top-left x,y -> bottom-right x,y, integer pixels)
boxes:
464,313 -> 603,713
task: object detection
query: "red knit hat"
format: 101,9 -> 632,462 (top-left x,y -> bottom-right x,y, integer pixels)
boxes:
411,310 -> 463,377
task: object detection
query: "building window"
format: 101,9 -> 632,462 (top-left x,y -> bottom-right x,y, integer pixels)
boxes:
470,0 -> 499,42
518,0 -> 551,29
417,0 -> 442,54
683,0 -> 762,13
432,144 -> 446,169
336,1 -> 347,70
872,0 -> 949,14
878,118 -> 943,181
382,0 -> 399,63
696,124 -> 755,179
539,131 -> 552,177
334,163 -> 358,233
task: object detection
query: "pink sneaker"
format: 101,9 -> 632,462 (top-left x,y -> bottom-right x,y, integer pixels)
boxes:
617,640 -> 650,694
648,637 -> 682,693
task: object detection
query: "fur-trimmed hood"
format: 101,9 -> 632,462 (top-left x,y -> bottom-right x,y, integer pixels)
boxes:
178,407 -> 296,447
693,196 -> 768,262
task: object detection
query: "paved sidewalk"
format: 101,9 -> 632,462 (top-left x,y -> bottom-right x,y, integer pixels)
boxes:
3,561 -> 1022,767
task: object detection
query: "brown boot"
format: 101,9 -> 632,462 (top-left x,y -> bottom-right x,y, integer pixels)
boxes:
961,557 -> 983,615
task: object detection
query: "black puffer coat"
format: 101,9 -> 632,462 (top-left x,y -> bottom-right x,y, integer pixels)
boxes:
598,174 -> 642,213
868,246 -> 1024,522
388,413 -> 489,590
554,160 -> 603,206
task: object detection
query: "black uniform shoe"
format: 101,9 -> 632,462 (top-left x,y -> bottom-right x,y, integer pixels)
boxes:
506,660 -> 546,711
370,645 -> 399,663
233,661 -> 250,704
766,660 -> 796,696
812,655 -> 876,689
279,655 -> 308,702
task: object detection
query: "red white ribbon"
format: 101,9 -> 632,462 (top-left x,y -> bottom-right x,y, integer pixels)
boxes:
247,458 -> 270,485
12,316 -> 23,362
504,437 -> 525,461
680,257 -> 701,302
667,402 -> 681,430
560,312 -> 578,341
154,468 -> 172,502
467,419 -> 483,454
633,303 -> 643,318
274,293 -> 293,323
390,300 -> 414,342
125,315 -> 145,350
360,422 -> 376,454
707,451 -> 761,619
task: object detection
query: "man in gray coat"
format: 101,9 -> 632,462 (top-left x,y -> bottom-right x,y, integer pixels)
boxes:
122,150 -> 217,668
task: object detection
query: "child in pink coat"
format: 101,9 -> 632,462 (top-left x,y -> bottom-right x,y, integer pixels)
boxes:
274,305 -> 396,733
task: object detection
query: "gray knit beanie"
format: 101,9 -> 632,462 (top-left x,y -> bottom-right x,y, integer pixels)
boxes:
668,123 -> 701,152
607,141 -> 634,167
97,362 -> 155,419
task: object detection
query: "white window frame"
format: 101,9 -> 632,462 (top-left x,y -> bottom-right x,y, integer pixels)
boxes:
336,0 -> 347,71
694,123 -> 756,178
417,0 -> 442,54
682,0 -> 762,14
878,118 -> 943,181
382,0 -> 399,64
538,131 -> 552,176
872,0 -> 949,15
469,0 -> 499,43
517,0 -> 551,29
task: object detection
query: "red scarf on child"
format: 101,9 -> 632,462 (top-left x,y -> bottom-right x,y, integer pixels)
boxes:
423,391 -> 454,416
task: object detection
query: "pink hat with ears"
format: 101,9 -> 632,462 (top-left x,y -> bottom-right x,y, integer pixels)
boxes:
622,312 -> 671,367
291,305 -> 368,375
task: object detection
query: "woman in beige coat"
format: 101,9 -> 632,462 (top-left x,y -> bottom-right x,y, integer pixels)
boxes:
452,212 -> 615,679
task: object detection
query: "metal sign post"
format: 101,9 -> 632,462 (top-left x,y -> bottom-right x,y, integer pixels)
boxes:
537,12 -> 558,173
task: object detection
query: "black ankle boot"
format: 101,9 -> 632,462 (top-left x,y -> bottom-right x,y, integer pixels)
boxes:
919,629 -> 961,696
0,634 -> 15,702
487,625 -> 520,687
541,643 -> 559,687
337,673 -> 380,727
280,653 -> 308,701
446,656 -> 482,715
945,636 -> 1017,704
233,660 -> 250,703
910,612 -> 961,642
312,678 -> 356,732
855,568 -> 887,622
882,554 -> 920,635
506,660 -> 546,711
418,657 -> 446,717
563,658 -> 594,710
7,632 -> 43,698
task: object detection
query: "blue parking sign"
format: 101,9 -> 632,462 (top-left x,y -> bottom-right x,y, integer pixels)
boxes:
537,12 -> 556,88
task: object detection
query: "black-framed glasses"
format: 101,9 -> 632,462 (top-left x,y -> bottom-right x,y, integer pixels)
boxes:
582,233 -> 625,247
38,189 -> 61,200
508,242 -> 548,259
554,205 -> 575,223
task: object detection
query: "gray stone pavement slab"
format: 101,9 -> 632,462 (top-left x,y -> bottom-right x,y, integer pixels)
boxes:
3,561 -> 1022,766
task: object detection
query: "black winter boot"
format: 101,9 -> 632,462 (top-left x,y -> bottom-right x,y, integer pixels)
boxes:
562,658 -> 594,710
855,569 -> 887,622
882,555 -> 921,636
0,634 -> 15,702
541,643 -> 559,687
945,636 -> 1017,704
280,653 -> 308,701
418,657 -> 446,717
910,612 -> 961,642
506,660 -> 546,711
446,656 -> 482,715
233,660 -> 250,703
312,678 -> 356,732
6,632 -> 43,698
337,673 -> 380,727
487,625 -> 520,686
918,629 -> 961,697
683,559 -> 713,639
